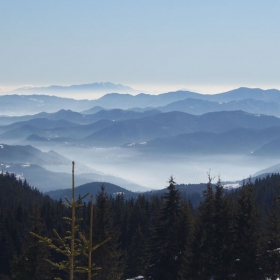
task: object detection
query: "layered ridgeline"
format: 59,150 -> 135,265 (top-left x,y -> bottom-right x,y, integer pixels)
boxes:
2,86 -> 280,193
2,86 -> 280,116
0,144 -> 148,192
2,171 -> 280,279
2,110 -> 280,155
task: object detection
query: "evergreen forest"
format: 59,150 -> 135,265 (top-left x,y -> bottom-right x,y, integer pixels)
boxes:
1,171 -> 280,280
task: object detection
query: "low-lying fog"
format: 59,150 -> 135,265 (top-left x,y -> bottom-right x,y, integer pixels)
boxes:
44,145 -> 280,190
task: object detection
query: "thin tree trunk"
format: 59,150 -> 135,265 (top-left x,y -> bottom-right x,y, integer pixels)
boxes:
88,195 -> 94,280
70,161 -> 75,280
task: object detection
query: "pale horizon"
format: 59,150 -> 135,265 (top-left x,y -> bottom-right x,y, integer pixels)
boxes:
1,82 -> 280,100
1,1 -> 279,98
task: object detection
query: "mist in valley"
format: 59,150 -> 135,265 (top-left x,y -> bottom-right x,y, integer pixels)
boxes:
2,88 -> 280,192
34,143 -> 280,191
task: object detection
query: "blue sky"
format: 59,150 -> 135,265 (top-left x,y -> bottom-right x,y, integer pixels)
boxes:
0,1 -> 279,95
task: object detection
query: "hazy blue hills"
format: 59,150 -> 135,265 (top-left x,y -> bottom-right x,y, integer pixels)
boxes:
0,117 -> 114,143
45,181 -> 207,206
66,87 -> 280,109
92,90 -> 202,108
13,82 -> 136,95
0,125 -> 44,142
0,118 -> 78,134
207,87 -> 280,103
81,106 -> 105,114
2,110 -> 280,149
0,144 -> 70,166
84,108 -> 160,122
82,111 -> 280,147
26,134 -> 74,144
252,138 -> 280,157
95,87 -> 280,109
158,98 -> 280,117
45,182 -> 138,202
0,108 -> 160,127
2,87 -> 280,116
0,95 -> 96,115
196,110 -> 280,132
254,162 -> 280,176
0,162 -> 148,192
82,111 -> 197,146
4,86 -> 280,194
126,126 -> 280,155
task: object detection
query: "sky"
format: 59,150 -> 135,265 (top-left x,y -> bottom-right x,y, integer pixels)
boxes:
0,1 -> 279,96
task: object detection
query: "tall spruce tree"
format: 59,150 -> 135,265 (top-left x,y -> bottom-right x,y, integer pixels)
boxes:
232,181 -> 263,280
11,206 -> 53,280
188,178 -> 234,280
211,180 -> 234,279
125,225 -> 148,278
189,177 -> 215,279
261,199 -> 280,279
177,200 -> 194,280
124,195 -> 151,278
31,162 -> 109,280
147,177 -> 185,280
91,185 -> 124,280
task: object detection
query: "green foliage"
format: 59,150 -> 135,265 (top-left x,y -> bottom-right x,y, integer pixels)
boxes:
30,162 -> 110,280
11,207 -> 53,280
147,177 -> 186,280
232,181 -> 263,279
4,171 -> 280,279
91,185 -> 124,280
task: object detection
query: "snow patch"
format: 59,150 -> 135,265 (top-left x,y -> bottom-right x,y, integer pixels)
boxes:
0,170 -> 24,181
114,192 -> 124,195
127,143 -> 135,147
15,173 -> 24,181
223,183 -> 241,189
127,142 -> 146,147
0,144 -> 3,149
29,98 -> 44,106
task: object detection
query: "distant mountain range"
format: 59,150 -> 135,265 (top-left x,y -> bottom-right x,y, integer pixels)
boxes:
0,144 -> 148,192
157,98 -> 280,116
45,181 -> 207,207
2,87 -> 280,116
0,144 -> 70,166
2,110 -> 280,153
45,182 -> 138,202
13,82 -> 136,95
2,86 -> 280,192
125,126 -> 280,155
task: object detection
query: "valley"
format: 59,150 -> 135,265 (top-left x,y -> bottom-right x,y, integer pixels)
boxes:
1,86 -> 280,194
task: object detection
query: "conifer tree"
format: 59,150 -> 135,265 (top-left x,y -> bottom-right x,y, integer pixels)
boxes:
262,199 -> 280,279
211,180 -> 234,279
125,225 -> 148,278
188,177 -> 234,279
232,181 -> 263,280
147,177 -> 184,280
189,177 -> 215,279
11,206 -> 53,280
177,200 -> 194,280
91,185 -> 124,280
31,162 -> 109,280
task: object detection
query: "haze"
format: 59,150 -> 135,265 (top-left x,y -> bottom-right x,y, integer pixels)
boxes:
1,1 -> 280,96
1,1 -> 280,191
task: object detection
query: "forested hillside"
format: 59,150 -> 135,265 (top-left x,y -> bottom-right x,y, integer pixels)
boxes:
1,172 -> 280,279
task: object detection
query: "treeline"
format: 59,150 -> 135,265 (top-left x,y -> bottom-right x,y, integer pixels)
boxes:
1,172 -> 280,279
